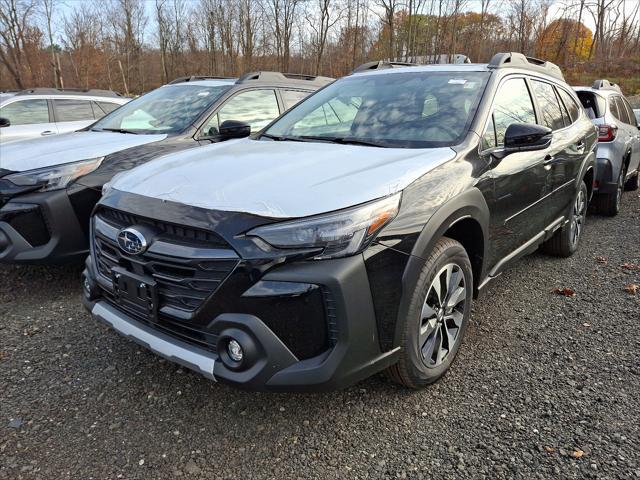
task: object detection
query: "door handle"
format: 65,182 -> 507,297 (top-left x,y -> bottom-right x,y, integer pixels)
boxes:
41,130 -> 56,136
543,154 -> 556,166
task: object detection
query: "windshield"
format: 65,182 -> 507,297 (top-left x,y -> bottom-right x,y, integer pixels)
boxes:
264,71 -> 489,148
92,84 -> 231,134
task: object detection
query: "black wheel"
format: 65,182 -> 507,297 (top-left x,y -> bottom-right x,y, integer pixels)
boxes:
596,166 -> 625,216
625,170 -> 639,191
542,181 -> 588,258
386,237 -> 473,389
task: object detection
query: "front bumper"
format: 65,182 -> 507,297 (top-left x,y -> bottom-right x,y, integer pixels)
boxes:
0,185 -> 98,264
83,252 -> 400,392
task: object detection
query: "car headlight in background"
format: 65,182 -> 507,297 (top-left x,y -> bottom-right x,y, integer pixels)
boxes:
5,157 -> 104,192
247,193 -> 401,259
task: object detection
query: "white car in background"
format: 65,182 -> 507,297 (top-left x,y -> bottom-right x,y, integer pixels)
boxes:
0,88 -> 129,143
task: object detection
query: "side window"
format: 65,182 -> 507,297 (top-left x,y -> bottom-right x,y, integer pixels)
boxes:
217,89 -> 280,132
481,114 -> 496,150
282,90 -> 311,110
621,97 -> 638,127
97,101 -> 121,114
531,80 -> 565,130
609,96 -> 621,121
558,88 -> 580,123
614,97 -> 631,124
54,99 -> 95,122
292,97 -> 361,134
0,99 -> 50,125
487,78 -> 536,148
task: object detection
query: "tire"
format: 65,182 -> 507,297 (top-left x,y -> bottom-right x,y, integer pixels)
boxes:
595,166 -> 625,216
386,237 -> 473,389
625,170 -> 639,191
542,181 -> 588,258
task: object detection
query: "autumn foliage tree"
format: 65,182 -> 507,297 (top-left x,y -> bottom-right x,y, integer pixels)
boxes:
536,18 -> 593,65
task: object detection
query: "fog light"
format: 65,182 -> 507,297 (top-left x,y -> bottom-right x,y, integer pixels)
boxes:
82,276 -> 91,294
227,340 -> 243,362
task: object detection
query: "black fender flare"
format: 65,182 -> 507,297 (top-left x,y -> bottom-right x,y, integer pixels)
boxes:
577,149 -> 597,198
392,187 -> 490,348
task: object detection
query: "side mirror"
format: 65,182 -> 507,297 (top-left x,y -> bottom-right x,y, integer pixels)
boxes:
219,120 -> 251,139
503,123 -> 552,153
0,117 -> 10,128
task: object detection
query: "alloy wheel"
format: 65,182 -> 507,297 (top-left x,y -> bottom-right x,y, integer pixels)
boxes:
419,263 -> 466,368
570,187 -> 586,247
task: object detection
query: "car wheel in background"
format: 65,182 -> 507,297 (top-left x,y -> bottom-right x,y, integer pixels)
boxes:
386,237 -> 473,389
596,166 -> 625,216
542,181 -> 588,258
624,169 -> 639,191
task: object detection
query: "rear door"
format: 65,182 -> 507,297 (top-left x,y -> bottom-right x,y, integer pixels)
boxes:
0,98 -> 57,142
52,98 -> 98,133
530,79 -> 585,217
618,96 -> 640,174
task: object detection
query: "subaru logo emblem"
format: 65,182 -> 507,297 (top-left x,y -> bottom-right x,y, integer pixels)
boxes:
117,228 -> 148,255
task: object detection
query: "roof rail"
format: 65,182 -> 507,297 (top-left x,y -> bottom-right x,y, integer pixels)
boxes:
487,52 -> 564,81
15,87 -> 124,98
168,75 -> 236,84
236,71 -> 333,86
591,79 -> 622,93
351,60 -> 419,74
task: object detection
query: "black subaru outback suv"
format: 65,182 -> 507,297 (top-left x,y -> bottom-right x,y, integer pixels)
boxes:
0,72 -> 331,264
82,53 -> 597,391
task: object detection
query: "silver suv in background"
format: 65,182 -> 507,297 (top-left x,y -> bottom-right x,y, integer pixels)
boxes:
0,88 -> 130,143
574,80 -> 640,215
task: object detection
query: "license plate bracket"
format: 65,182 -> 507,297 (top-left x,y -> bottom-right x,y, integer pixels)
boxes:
111,266 -> 158,321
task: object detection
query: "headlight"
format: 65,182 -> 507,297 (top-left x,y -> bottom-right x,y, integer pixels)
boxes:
5,157 -> 104,192
247,193 -> 401,259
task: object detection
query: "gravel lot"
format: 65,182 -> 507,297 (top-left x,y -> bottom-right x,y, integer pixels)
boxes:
1,192 -> 639,480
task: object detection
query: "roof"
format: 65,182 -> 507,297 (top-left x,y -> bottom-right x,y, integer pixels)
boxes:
13,87 -> 125,98
168,72 -> 333,88
351,52 -> 565,83
573,86 -> 621,97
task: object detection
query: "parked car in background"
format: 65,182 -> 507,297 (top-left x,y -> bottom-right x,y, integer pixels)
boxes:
0,72 -> 332,264
82,53 -> 596,392
574,80 -> 640,215
634,109 -> 640,124
0,88 -> 129,143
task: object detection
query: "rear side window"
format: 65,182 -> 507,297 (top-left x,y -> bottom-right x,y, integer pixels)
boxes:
484,77 -> 536,148
608,96 -> 621,121
531,80 -> 565,130
576,91 -> 605,119
281,90 -> 310,110
557,88 -> 580,123
614,97 -> 631,124
0,99 -> 50,125
54,99 -> 95,122
620,97 -> 638,126
95,101 -> 121,116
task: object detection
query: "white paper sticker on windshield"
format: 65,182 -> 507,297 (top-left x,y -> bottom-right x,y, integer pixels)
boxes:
197,91 -> 210,96
448,79 -> 467,84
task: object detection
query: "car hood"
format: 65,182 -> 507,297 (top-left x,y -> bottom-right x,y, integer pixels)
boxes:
0,131 -> 167,172
112,138 -> 456,218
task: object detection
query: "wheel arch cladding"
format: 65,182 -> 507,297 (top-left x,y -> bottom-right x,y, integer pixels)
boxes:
392,188 -> 490,349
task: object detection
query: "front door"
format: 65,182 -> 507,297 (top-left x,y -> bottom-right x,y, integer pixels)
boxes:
482,76 -> 553,264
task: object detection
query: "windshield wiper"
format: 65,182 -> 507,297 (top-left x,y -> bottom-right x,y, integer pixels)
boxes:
299,136 -> 389,148
96,127 -> 139,135
260,133 -> 309,142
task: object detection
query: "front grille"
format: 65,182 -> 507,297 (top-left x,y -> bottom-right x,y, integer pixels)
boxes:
93,207 -> 239,352
100,208 -> 228,248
